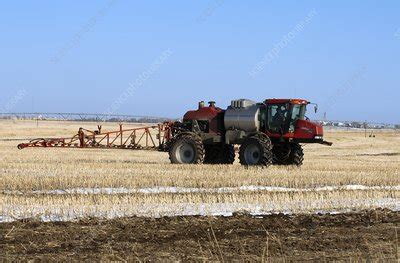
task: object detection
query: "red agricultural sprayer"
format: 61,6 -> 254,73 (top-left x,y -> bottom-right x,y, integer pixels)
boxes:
18,98 -> 332,166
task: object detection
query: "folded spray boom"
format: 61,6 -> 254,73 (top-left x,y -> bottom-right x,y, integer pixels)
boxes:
17,122 -> 173,151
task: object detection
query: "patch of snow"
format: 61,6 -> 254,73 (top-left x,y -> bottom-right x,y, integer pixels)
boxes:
3,185 -> 400,195
1,198 -> 399,223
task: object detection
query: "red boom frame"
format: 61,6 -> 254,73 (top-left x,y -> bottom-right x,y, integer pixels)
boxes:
18,122 -> 173,151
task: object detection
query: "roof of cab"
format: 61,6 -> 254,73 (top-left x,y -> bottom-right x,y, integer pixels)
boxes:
265,99 -> 309,105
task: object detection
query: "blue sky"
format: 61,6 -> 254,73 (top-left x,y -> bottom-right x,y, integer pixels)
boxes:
0,1 -> 399,123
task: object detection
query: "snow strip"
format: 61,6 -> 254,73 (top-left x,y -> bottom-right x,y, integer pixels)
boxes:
1,198 -> 399,223
3,185 -> 400,195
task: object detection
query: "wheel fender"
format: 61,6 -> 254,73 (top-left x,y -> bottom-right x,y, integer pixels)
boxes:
173,131 -> 201,141
247,132 -> 272,150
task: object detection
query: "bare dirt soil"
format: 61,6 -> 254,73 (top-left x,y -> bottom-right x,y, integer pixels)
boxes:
1,209 -> 399,261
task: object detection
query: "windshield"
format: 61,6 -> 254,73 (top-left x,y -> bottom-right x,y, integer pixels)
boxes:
289,104 -> 306,132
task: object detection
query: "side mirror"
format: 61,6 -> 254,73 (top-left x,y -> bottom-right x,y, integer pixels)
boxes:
314,104 -> 318,113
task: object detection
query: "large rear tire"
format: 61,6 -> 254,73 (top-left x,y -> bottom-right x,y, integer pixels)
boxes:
204,144 -> 235,164
272,143 -> 304,166
239,135 -> 273,166
169,133 -> 205,164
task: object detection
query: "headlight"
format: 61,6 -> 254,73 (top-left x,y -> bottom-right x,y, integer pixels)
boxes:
314,136 -> 323,140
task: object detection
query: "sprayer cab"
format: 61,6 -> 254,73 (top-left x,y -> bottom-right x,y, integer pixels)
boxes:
263,99 -> 329,144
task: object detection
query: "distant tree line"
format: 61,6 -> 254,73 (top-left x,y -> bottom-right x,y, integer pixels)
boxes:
320,120 -> 395,129
0,115 -> 176,124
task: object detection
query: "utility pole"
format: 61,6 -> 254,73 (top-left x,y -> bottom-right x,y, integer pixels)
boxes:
363,121 -> 367,138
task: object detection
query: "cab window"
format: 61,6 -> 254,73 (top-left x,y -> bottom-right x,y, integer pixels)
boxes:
289,105 -> 306,132
267,104 -> 288,133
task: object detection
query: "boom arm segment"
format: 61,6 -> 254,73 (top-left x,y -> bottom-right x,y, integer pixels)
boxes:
17,122 -> 173,151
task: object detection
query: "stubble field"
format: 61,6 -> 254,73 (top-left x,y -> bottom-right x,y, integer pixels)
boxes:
0,119 -> 399,260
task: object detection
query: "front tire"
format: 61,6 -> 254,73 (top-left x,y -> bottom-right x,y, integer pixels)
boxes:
169,133 -> 205,164
289,143 -> 304,166
239,135 -> 273,166
272,143 -> 304,166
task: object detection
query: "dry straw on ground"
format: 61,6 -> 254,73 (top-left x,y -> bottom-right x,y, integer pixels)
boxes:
0,120 -> 399,220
